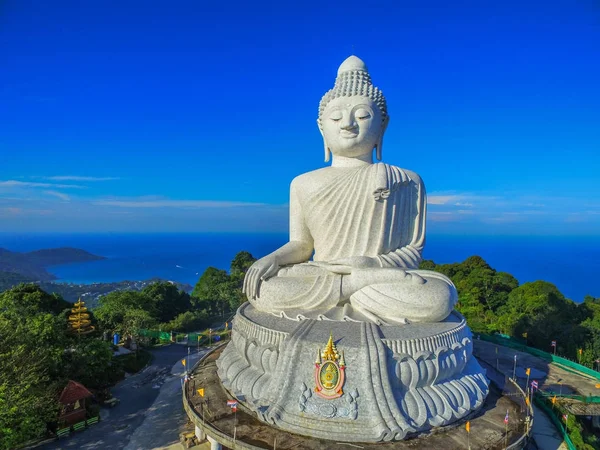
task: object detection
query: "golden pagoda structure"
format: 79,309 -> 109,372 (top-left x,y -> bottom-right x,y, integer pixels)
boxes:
68,298 -> 95,336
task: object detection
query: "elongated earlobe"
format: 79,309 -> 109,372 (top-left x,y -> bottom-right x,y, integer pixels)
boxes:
317,118 -> 331,163
376,116 -> 390,161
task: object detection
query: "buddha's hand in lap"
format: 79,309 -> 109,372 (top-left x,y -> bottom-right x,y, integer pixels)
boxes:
243,255 -> 280,299
307,256 -> 383,274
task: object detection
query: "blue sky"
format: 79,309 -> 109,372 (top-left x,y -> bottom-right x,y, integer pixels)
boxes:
1,0 -> 599,234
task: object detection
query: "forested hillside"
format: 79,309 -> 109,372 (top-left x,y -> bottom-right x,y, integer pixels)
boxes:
421,256 -> 600,364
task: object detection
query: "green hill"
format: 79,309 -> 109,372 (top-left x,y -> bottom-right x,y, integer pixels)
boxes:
0,247 -> 105,282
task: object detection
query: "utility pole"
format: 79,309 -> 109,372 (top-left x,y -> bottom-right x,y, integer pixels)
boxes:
512,354 -> 517,381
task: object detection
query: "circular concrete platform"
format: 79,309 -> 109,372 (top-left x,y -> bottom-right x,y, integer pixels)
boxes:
184,345 -> 529,449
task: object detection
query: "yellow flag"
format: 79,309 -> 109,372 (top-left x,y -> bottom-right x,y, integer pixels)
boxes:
525,397 -> 530,406
525,368 -> 530,376
225,322 -> 228,329
522,332 -> 528,338
197,388 -> 205,397
181,358 -> 186,366
579,348 -> 583,355
198,335 -> 201,341
465,421 -> 470,433
551,395 -> 556,404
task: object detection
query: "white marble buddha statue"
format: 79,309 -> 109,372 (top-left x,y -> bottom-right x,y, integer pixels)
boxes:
243,56 -> 457,324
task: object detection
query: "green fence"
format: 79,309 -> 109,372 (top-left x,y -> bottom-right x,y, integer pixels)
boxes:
137,329 -> 229,346
137,329 -> 172,342
479,334 -> 600,381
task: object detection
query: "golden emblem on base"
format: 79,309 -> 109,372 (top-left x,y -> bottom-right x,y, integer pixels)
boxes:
314,333 -> 346,399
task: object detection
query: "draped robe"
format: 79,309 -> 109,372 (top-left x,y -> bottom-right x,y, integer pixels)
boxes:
249,163 -> 456,323
305,162 -> 425,267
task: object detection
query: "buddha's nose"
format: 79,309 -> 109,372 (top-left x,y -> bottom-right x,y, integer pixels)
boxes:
340,118 -> 357,130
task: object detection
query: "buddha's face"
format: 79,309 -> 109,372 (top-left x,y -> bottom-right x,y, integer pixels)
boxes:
320,96 -> 384,159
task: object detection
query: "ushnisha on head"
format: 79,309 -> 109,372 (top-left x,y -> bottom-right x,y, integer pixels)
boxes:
318,56 -> 389,162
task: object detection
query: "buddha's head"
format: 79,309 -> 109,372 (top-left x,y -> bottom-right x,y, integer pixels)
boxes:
318,56 -> 389,162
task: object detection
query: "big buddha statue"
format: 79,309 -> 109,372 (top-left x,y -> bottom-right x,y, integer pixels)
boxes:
217,56 -> 488,443
243,55 -> 456,325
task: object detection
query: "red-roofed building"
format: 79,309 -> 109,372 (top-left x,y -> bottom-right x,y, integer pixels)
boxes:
58,380 -> 93,425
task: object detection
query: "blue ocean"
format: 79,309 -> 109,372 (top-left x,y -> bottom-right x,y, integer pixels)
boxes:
0,233 -> 598,302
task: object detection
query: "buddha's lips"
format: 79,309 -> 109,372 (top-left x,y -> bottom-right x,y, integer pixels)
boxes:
340,131 -> 358,138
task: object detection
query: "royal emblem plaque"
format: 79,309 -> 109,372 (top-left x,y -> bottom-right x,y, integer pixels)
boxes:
314,333 -> 346,399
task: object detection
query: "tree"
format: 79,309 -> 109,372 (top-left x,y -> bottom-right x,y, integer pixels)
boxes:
0,283 -> 71,316
122,308 -> 156,341
161,310 -> 209,332
0,317 -> 61,449
0,286 -> 67,449
420,256 -> 518,333
61,339 -> 116,389
141,282 -> 191,324
191,267 -> 230,314
230,251 -> 256,278
94,290 -> 151,333
496,281 -> 578,352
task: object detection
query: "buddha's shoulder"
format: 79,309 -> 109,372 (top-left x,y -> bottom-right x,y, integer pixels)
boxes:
377,163 -> 423,186
290,167 -> 332,190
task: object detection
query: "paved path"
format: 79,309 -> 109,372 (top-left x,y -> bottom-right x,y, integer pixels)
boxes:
42,345 -> 207,450
123,350 -> 207,450
474,340 -> 571,450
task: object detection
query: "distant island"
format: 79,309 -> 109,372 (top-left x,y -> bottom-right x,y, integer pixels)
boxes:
0,246 -> 106,282
0,246 -> 193,306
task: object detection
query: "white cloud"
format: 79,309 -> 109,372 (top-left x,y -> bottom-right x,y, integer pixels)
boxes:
43,190 -> 71,201
427,195 -> 463,205
428,212 -> 460,222
41,176 -> 119,181
93,198 -> 268,208
0,180 -> 85,189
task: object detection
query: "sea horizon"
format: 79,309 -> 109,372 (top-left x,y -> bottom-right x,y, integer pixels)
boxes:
1,232 -> 598,303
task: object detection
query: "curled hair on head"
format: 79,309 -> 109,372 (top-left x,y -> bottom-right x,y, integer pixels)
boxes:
318,56 -> 389,161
